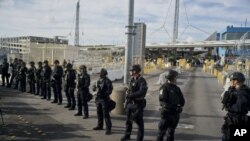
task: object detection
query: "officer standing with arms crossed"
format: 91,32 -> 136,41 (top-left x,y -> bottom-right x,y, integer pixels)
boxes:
121,64 -> 148,141
156,70 -> 185,141
221,72 -> 250,141
75,65 -> 90,119
92,68 -> 113,135
41,60 -> 52,100
64,63 -> 77,110
51,60 -> 64,105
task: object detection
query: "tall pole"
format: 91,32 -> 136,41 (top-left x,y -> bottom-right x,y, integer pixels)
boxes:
172,0 -> 179,62
173,0 -> 179,43
124,0 -> 134,84
74,0 -> 80,47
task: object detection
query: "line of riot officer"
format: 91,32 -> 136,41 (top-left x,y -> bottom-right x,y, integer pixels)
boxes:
41,60 -> 52,100
121,65 -> 148,141
92,68 -> 113,135
75,65 -> 90,119
27,61 -> 36,94
156,70 -> 185,141
36,61 -> 43,95
64,63 -> 77,110
221,72 -> 250,141
1,58 -> 10,87
51,60 -> 64,105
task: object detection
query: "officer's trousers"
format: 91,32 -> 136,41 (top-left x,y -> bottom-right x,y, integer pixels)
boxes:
77,90 -> 89,116
124,103 -> 144,141
95,99 -> 112,131
1,74 -> 9,86
52,82 -> 62,103
221,113 -> 249,141
20,77 -> 26,92
36,79 -> 41,95
65,86 -> 75,108
9,73 -> 16,87
42,81 -> 51,100
28,79 -> 36,94
157,112 -> 180,141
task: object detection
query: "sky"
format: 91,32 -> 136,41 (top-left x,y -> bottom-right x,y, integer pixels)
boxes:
0,0 -> 249,45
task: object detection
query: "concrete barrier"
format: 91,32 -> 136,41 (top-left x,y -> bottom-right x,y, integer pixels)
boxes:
110,86 -> 126,115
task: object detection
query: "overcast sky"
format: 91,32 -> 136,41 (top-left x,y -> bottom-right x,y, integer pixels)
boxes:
0,0 -> 249,45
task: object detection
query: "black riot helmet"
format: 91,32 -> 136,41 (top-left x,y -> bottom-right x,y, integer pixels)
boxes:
38,61 -> 43,66
230,72 -> 245,82
100,68 -> 108,77
166,69 -> 178,81
79,65 -> 87,70
130,64 -> 141,73
30,61 -> 35,65
54,60 -> 60,64
43,60 -> 48,65
66,63 -> 73,69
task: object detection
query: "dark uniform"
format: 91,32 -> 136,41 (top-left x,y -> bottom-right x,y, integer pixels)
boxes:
93,68 -> 113,135
1,58 -> 9,86
121,65 -> 148,141
19,62 -> 28,92
75,65 -> 90,118
27,62 -> 36,94
8,58 -> 18,88
51,60 -> 64,105
64,63 -> 77,110
14,59 -> 23,90
41,60 -> 52,100
36,62 -> 43,95
156,70 -> 185,141
221,72 -> 250,141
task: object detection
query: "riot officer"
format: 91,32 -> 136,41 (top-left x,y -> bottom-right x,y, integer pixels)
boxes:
1,58 -> 9,87
14,59 -> 23,89
51,60 -> 64,105
36,61 -> 43,95
19,62 -> 28,92
221,72 -> 250,141
41,60 -> 52,100
27,61 -> 36,94
92,68 -> 113,135
64,63 -> 77,110
8,58 -> 18,88
121,64 -> 148,141
156,69 -> 185,141
75,65 -> 90,119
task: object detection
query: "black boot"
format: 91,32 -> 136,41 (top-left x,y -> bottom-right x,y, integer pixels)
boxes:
121,135 -> 130,141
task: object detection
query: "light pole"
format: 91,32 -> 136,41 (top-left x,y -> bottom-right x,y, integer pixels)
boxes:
124,0 -> 135,85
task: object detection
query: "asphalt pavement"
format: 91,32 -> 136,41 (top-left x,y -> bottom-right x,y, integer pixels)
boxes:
0,67 -> 225,141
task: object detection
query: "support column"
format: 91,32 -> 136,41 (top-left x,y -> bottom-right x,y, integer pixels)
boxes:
124,0 -> 135,85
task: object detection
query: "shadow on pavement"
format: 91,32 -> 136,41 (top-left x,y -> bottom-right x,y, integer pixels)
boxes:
1,123 -> 91,141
